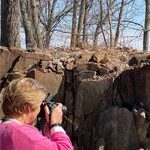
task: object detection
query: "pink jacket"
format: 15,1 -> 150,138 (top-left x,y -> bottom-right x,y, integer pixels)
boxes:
0,121 -> 74,150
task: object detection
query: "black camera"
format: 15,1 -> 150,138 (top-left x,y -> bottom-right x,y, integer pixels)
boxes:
36,95 -> 67,131
37,95 -> 67,118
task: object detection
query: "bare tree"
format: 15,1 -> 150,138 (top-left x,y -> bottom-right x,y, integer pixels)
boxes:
82,0 -> 90,44
93,0 -> 136,49
0,0 -> 144,49
39,0 -> 72,48
71,0 -> 78,47
76,0 -> 86,46
143,0 -> 150,51
1,0 -> 20,47
114,0 -> 125,47
39,0 -> 58,48
107,0 -> 113,47
20,0 -> 43,49
93,0 -> 108,48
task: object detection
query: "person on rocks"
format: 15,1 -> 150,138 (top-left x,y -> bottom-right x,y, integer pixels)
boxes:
0,78 -> 74,150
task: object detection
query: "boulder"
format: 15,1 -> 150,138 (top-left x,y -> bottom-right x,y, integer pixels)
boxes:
26,69 -> 64,97
95,107 -> 139,150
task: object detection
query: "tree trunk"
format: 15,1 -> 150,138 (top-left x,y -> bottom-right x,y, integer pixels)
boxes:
42,0 -> 57,48
93,0 -> 108,49
82,0 -> 89,44
107,0 -> 113,47
20,0 -> 43,49
76,0 -> 85,46
1,0 -> 20,47
143,0 -> 150,51
114,0 -> 125,47
71,0 -> 78,47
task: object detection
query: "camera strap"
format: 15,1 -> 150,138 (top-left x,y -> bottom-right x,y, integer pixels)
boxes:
0,116 -> 8,123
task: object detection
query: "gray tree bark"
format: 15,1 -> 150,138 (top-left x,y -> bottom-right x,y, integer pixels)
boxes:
107,0 -> 113,47
93,0 -> 108,49
20,0 -> 43,49
114,0 -> 125,47
1,0 -> 20,47
82,0 -> 89,44
71,0 -> 78,47
143,0 -> 150,51
76,0 -> 85,46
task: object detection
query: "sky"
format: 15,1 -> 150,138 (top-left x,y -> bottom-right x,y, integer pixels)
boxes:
123,0 -> 145,51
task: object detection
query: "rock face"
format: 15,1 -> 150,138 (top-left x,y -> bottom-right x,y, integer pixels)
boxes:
0,46 -> 150,150
95,107 -> 139,150
116,66 -> 150,111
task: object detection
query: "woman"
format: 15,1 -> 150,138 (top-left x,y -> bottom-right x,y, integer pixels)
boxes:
0,78 -> 74,150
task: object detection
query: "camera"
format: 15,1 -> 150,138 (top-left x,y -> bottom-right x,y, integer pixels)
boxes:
36,95 -> 67,131
37,95 -> 67,118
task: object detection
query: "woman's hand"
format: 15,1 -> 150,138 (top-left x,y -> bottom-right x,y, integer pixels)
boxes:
50,103 -> 63,125
42,103 -> 63,136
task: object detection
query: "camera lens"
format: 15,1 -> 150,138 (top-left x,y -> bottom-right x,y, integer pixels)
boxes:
62,106 -> 67,114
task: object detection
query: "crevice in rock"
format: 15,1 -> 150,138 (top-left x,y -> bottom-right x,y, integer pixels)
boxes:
8,55 -> 21,73
0,55 -> 21,90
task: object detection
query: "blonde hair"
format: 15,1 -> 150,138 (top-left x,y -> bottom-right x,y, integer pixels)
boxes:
2,78 -> 46,117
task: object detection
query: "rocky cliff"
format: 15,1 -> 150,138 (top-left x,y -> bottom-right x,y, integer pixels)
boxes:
0,46 -> 150,150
